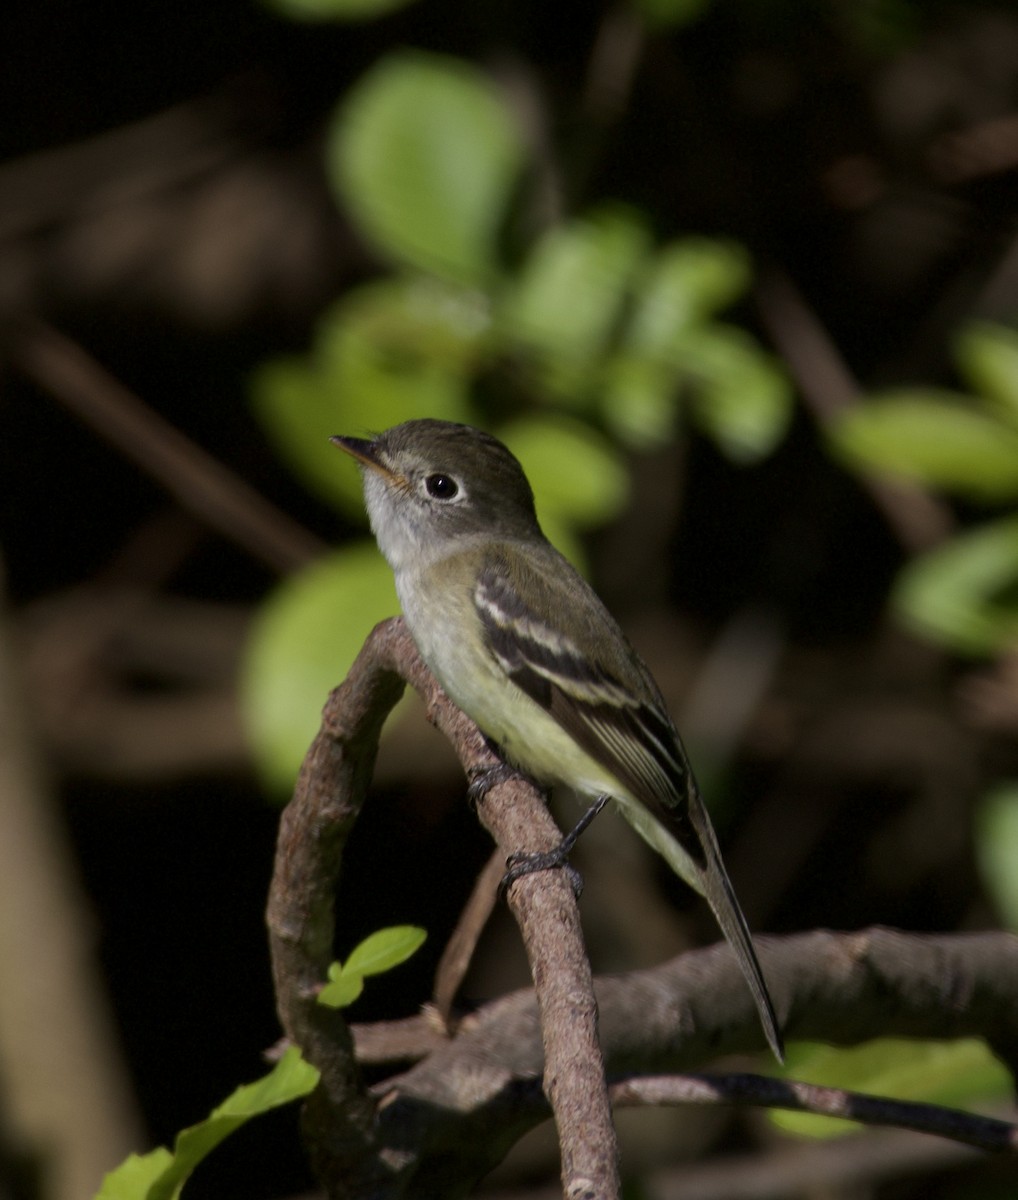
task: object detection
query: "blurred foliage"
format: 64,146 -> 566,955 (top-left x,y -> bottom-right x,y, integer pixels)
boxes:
772,1038 -> 1012,1140
829,322 -> 1018,657
262,0 -> 420,23
244,46 -> 792,789
976,782 -> 1018,934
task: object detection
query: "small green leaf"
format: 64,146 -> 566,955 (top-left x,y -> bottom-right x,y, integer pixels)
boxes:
627,238 -> 752,352
345,925 -> 427,976
329,52 -> 524,280
955,322 -> 1018,430
501,207 -> 650,385
318,970 -> 365,1009
830,390 -> 1018,500
975,783 -> 1018,931
893,516 -> 1018,654
263,0 -> 418,21
97,1049 -> 319,1200
241,545 -> 399,792
679,326 -> 793,462
772,1038 -> 1011,1140
499,415 -> 630,529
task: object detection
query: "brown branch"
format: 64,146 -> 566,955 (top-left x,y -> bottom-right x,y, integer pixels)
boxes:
266,616 -> 618,1199
12,322 -> 324,574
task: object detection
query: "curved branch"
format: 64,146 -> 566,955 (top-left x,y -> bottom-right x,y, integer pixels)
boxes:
266,616 -> 617,1199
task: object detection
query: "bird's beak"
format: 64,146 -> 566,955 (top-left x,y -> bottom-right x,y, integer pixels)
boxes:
330,435 -> 401,482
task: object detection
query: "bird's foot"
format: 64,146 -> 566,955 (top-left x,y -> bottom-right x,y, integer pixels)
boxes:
466,760 -> 547,807
500,848 -> 585,899
498,795 -> 611,900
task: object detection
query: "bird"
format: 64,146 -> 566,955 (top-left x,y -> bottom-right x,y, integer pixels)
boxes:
332,418 -> 783,1061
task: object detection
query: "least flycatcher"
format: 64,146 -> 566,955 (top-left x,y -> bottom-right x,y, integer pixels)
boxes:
333,419 -> 782,1061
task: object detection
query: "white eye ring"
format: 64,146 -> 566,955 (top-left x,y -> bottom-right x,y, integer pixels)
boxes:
424,473 -> 460,501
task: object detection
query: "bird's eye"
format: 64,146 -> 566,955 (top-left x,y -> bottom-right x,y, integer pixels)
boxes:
425,474 -> 459,500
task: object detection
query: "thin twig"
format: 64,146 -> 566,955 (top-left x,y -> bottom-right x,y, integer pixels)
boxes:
12,322 -> 325,574
612,1073 -> 1018,1154
432,849 -> 504,1029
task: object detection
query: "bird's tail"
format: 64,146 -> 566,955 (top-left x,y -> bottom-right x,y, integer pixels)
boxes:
610,788 -> 784,1061
685,793 -> 784,1063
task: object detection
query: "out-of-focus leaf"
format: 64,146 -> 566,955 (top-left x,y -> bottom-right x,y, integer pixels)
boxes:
975,783 -> 1018,931
97,1049 -> 319,1200
633,0 -> 712,27
345,925 -> 427,975
251,280 -> 474,517
893,516 -> 1018,655
627,239 -> 752,352
956,322 -> 1018,430
501,207 -> 650,402
317,277 -> 492,378
600,354 -> 679,449
241,545 -> 399,792
830,390 -> 1018,500
678,326 -> 792,462
329,52 -> 524,280
263,0 -> 418,21
772,1038 -> 1012,1139
499,415 -> 629,530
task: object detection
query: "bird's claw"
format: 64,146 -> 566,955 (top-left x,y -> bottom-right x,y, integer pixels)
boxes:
498,849 -> 585,899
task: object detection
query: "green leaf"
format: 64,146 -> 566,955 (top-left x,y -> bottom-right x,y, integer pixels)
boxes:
318,969 -> 365,1009
97,1150 -> 174,1200
830,390 -> 1018,500
679,326 -> 793,462
344,925 -> 427,976
975,783 -> 1018,931
250,279 -> 475,517
499,415 -> 630,530
893,516 -> 1018,655
329,52 -> 524,280
97,1048 -> 319,1200
263,0 -> 418,21
319,927 -> 425,1008
955,322 -> 1018,430
241,545 -> 400,792
626,238 -> 752,352
501,207 -> 651,400
772,1038 -> 1011,1140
